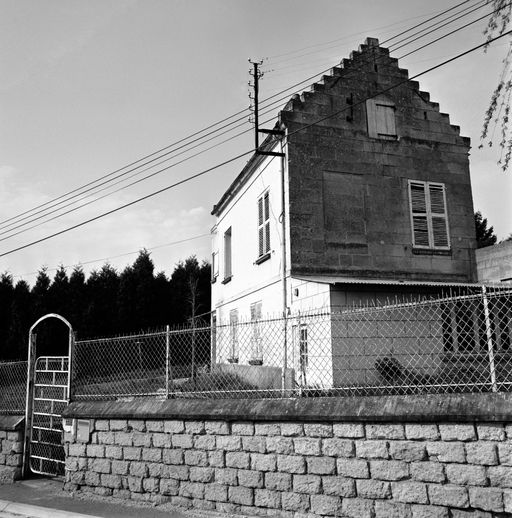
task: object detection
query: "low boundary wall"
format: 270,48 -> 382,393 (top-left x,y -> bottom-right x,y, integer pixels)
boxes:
62,394 -> 512,517
0,416 -> 23,484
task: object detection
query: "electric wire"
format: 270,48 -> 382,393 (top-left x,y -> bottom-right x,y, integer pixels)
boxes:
1,29 -> 510,260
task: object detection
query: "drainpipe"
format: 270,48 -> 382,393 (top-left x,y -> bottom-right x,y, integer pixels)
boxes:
280,136 -> 288,395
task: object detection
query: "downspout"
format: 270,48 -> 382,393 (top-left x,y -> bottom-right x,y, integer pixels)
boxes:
280,135 -> 288,395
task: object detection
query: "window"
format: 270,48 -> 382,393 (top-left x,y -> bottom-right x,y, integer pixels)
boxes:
366,98 -> 397,139
211,251 -> 219,282
250,301 -> 263,364
229,309 -> 238,362
223,227 -> 232,282
408,181 -> 450,250
257,191 -> 270,261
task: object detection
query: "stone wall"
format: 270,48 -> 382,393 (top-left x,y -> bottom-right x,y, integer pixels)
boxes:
63,396 -> 512,517
476,241 -> 512,283
0,416 -> 24,484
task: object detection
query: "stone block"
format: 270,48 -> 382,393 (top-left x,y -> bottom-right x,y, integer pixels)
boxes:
370,460 -> 409,480
277,454 -> 306,474
465,442 -> 498,466
148,462 -> 164,478
445,464 -> 486,486
189,466 -> 214,483
476,424 -> 505,441
94,420 -> 110,431
105,446 -> 122,460
468,486 -> 504,513
389,441 -> 427,462
242,436 -> 266,453
405,424 -> 440,441
503,488 -> 512,513
255,423 -> 280,436
311,494 -> 342,516
94,487 -> 112,497
487,465 -> 512,487
185,420 -> 205,435
281,423 -> 304,437
131,432 -> 151,447
163,448 -> 183,465
392,481 -> 428,504
126,476 -> 143,493
114,432 -> 132,446
152,433 -> 172,448
214,502 -> 239,514
341,497 -> 375,518
111,460 -> 129,475
426,442 -> 465,463
172,434 -> 193,449
428,484 -> 469,508
281,491 -> 310,512
204,483 -> 228,502
337,458 -> 370,478
237,469 -> 263,488
356,479 -> 391,499
180,482 -> 205,499
410,462 -> 445,483
265,471 -> 292,491
208,450 -> 224,468
294,438 -> 321,456
145,421 -> 164,433
228,486 -> 253,506
304,423 -> 333,438
266,436 -> 293,454
293,474 -> 321,494
68,443 -> 86,457
122,447 -> 141,461
97,432 -> 115,445
438,424 -> 476,442
127,420 -> 145,432
171,495 -> 192,508
498,443 -> 512,465
366,424 -> 405,440
109,420 -> 127,431
231,422 -> 254,436
164,420 -> 184,434
216,435 -> 241,451
112,489 -> 131,500
205,421 -> 229,435
184,449 -> 208,467
322,438 -> 354,458
411,504 -> 449,518
356,440 -> 389,459
254,489 -> 281,509
214,467 -> 238,485
307,456 -> 336,475
129,461 -> 147,478
100,474 -> 122,489
333,423 -> 365,438
225,451 -> 250,469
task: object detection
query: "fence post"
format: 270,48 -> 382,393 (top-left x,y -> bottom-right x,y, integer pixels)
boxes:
165,325 -> 170,399
282,311 -> 288,396
483,286 -> 498,393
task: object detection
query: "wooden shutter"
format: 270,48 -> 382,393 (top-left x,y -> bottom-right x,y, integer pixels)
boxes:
264,192 -> 270,254
224,228 -> 232,278
429,184 -> 449,248
376,104 -> 396,136
409,182 -> 430,247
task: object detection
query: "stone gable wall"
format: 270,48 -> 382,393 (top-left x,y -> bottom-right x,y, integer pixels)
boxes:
0,426 -> 23,484
64,417 -> 512,517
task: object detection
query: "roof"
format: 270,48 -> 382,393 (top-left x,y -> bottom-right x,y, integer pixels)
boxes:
294,274 -> 484,288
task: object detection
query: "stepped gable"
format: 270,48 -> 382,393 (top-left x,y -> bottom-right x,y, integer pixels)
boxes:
280,36 -> 469,147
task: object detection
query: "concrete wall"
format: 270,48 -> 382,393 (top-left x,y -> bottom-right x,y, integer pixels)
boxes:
281,38 -> 477,283
63,395 -> 512,517
476,241 -> 512,283
0,416 -> 23,484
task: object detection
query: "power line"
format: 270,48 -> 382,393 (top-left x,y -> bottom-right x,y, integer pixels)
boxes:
1,30 -> 509,260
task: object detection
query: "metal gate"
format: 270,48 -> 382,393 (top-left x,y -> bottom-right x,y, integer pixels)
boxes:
29,356 -> 69,476
23,314 -> 74,478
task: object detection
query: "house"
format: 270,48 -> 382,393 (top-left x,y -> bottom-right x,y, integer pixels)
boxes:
210,37 -> 478,389
476,241 -> 512,283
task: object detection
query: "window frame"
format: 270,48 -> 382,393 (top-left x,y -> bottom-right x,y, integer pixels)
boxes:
222,227 -> 232,283
408,180 -> 450,251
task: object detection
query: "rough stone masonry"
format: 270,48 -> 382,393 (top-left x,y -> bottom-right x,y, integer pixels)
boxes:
62,409 -> 512,518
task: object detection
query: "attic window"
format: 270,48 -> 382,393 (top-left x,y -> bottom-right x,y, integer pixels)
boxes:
366,98 -> 397,140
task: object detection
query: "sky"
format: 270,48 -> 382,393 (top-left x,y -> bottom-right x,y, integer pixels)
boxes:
1,0 -> 511,285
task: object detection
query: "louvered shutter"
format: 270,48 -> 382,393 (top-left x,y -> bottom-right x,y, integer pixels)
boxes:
264,192 -> 270,253
429,184 -> 449,248
257,192 -> 270,258
410,182 -> 430,247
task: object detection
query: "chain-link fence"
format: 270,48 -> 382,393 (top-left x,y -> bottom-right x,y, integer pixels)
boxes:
71,285 -> 512,400
0,360 -> 27,414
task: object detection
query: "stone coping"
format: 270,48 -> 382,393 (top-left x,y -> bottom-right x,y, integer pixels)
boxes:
63,392 -> 512,422
0,415 -> 24,430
